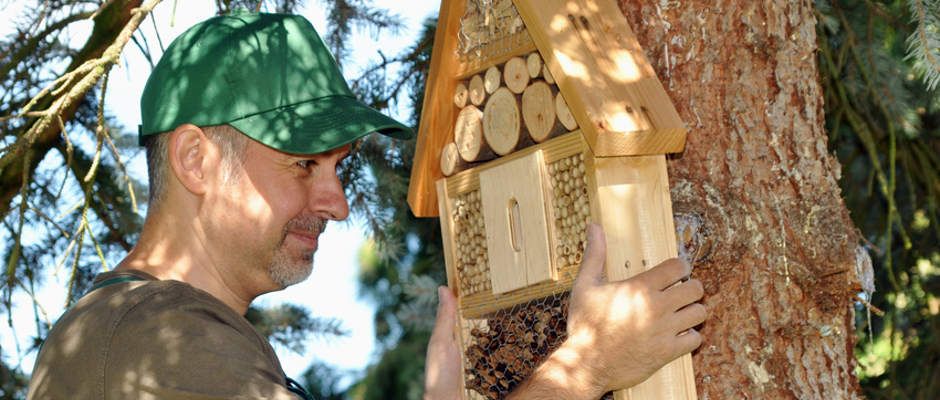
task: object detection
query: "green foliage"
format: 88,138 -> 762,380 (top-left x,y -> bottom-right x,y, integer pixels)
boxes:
0,360 -> 28,400
245,304 -> 347,354
817,0 -> 940,398
300,359 -> 354,399
346,331 -> 431,400
906,0 -> 940,90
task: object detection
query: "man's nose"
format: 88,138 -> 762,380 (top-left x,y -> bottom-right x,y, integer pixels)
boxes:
310,170 -> 350,221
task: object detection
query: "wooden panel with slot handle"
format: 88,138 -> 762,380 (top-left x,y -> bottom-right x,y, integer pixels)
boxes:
479,150 -> 555,294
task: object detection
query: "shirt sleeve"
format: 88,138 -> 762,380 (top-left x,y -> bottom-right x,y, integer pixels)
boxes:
103,287 -> 302,400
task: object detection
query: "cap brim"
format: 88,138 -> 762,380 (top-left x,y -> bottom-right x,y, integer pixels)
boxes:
229,95 -> 414,155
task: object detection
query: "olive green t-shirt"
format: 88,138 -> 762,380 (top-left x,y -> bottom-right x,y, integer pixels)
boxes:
27,269 -> 301,399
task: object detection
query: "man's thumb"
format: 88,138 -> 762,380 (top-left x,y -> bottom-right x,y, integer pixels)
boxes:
432,286 -> 457,334
575,223 -> 607,287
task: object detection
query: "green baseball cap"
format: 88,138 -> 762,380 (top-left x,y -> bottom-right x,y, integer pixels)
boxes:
139,12 -> 413,154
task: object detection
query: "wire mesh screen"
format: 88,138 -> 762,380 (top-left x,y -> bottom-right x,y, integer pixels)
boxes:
462,291 -> 570,398
461,291 -> 614,399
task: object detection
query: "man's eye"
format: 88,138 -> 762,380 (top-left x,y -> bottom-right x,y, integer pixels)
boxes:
295,159 -> 314,170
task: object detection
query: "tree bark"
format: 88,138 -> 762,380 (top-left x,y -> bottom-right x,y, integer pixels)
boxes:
617,1 -> 863,398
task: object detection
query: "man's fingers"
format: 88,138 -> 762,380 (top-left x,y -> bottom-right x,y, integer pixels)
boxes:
574,223 -> 607,288
673,328 -> 703,357
639,258 -> 691,290
664,279 -> 704,311
671,303 -> 707,334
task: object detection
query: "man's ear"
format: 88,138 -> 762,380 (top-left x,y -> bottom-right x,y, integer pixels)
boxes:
167,124 -> 216,195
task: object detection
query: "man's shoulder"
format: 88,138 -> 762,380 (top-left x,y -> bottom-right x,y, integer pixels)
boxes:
62,271 -> 264,351
27,271 -> 292,400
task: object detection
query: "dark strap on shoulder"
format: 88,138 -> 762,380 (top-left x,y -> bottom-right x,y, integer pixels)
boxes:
88,275 -> 148,293
285,376 -> 314,399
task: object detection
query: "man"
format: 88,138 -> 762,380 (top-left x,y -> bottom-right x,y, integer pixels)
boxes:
27,12 -> 705,400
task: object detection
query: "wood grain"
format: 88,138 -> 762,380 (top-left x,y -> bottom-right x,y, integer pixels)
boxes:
408,0 -> 467,217
513,0 -> 686,156
593,154 -> 696,400
480,151 -> 554,294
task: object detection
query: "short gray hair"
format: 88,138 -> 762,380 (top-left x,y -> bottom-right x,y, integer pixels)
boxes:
143,124 -> 249,208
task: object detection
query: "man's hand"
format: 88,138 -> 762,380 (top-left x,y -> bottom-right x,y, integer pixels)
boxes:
566,223 -> 706,393
424,286 -> 462,400
509,223 -> 706,399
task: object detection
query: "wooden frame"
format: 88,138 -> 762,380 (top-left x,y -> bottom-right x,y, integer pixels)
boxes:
412,1 -> 694,398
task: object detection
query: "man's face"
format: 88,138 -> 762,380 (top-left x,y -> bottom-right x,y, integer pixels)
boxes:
208,139 -> 351,292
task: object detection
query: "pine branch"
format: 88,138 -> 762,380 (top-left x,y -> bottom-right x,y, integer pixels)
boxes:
0,0 -> 157,222
0,10 -> 95,81
906,0 -> 940,90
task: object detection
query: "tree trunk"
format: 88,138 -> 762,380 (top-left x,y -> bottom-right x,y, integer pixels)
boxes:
617,1 -> 863,398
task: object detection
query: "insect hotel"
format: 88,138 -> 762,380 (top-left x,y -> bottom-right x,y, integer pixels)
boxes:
407,0 -> 695,398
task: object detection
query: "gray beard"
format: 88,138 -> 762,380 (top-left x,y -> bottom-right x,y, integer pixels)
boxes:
268,217 -> 327,288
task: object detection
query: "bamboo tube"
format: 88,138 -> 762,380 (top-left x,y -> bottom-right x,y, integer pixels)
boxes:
469,74 -> 486,106
555,92 -> 579,131
454,82 -> 469,108
455,105 -> 495,162
526,52 -> 543,79
484,66 -> 501,94
503,56 -> 530,94
482,87 -> 522,156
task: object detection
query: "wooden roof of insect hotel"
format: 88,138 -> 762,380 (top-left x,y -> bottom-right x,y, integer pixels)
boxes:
408,0 -> 687,217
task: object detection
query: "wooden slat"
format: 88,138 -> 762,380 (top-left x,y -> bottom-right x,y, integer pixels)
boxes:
594,155 -> 696,400
446,130 -> 585,199
512,0 -> 687,157
408,0 -> 466,217
437,179 -> 460,291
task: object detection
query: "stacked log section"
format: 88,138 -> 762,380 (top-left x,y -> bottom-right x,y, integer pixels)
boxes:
542,64 -> 555,84
521,80 -> 560,143
484,66 -> 501,94
555,92 -> 579,131
440,142 -> 466,177
454,82 -> 469,108
448,52 -> 578,170
455,105 -> 494,162
482,87 -> 523,156
503,56 -> 530,94
469,74 -> 486,106
526,52 -> 542,79
452,190 -> 490,296
548,153 -> 590,268
464,293 -> 570,399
